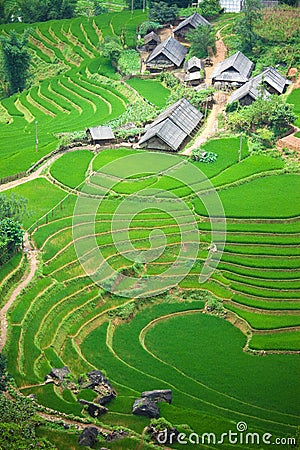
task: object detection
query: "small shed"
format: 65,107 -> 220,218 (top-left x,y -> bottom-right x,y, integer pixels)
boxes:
86,126 -> 115,145
211,51 -> 254,87
258,67 -> 291,95
138,98 -> 203,152
184,56 -> 205,73
174,12 -> 211,38
144,31 -> 161,52
146,36 -> 188,71
184,71 -> 204,87
228,80 -> 269,106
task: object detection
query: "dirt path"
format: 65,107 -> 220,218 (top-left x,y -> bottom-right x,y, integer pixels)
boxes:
204,25 -> 228,84
0,233 -> 39,352
0,146 -> 94,193
183,91 -> 229,155
182,26 -> 229,156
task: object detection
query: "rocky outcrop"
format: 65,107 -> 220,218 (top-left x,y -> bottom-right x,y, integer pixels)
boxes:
99,430 -> 128,442
79,400 -> 108,418
78,427 -> 99,447
45,366 -> 70,384
148,424 -> 180,444
79,370 -> 116,405
132,397 -> 160,419
142,389 -> 172,404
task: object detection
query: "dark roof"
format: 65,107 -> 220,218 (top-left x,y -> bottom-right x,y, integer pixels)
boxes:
228,80 -> 269,103
184,56 -> 205,72
211,51 -> 254,83
229,67 -> 291,103
138,98 -> 203,151
152,98 -> 203,135
174,12 -> 211,33
87,126 -> 115,140
139,119 -> 187,151
144,31 -> 160,45
146,36 -> 188,67
258,67 -> 291,94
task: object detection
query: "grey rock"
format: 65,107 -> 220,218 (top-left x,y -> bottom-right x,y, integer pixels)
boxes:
79,370 -> 116,406
132,397 -> 159,419
78,427 -> 98,447
49,366 -> 70,381
95,392 -> 116,406
142,389 -> 172,404
79,399 -> 108,418
106,430 -> 128,442
148,424 -> 180,444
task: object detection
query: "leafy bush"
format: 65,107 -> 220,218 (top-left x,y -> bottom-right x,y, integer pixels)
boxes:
187,24 -> 216,58
190,150 -> 218,163
117,50 -> 140,76
227,96 -> 296,137
139,21 -> 162,36
181,0 -> 222,20
167,85 -> 214,111
148,1 -> 178,24
108,100 -> 157,129
158,71 -> 180,89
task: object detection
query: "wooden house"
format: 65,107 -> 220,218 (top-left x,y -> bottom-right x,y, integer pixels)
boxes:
174,12 -> 211,39
184,71 -> 204,87
146,37 -> 188,71
86,126 -> 115,145
228,67 -> 291,105
138,98 -> 203,152
184,56 -> 205,73
144,31 -> 161,52
211,51 -> 254,87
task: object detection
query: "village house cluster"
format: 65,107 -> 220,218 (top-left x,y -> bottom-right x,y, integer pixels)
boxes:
86,10 -> 291,153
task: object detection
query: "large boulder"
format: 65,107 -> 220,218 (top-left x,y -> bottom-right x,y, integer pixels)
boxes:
45,366 -> 70,384
79,370 -> 116,405
95,392 -> 116,406
50,366 -> 70,380
141,389 -> 172,404
148,424 -> 180,445
132,397 -> 159,419
79,400 -> 108,418
78,427 -> 98,447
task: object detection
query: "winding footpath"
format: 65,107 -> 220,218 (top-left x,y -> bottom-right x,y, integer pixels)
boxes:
182,26 -> 229,156
0,233 -> 39,351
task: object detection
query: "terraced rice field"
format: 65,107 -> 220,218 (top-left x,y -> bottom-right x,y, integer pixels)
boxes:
3,139 -> 299,447
0,11 -> 146,178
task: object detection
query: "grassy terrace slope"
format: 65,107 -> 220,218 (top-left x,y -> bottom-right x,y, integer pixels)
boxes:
4,140 -> 300,447
0,10 -> 146,178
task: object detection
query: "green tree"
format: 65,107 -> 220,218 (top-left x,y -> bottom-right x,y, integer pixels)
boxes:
17,0 -> 75,22
0,0 -> 18,23
187,24 -> 216,58
0,29 -> 31,94
0,354 -> 10,391
0,194 -> 28,264
235,0 -> 262,54
102,36 -> 123,66
74,0 -> 106,17
198,0 -> 221,19
148,1 -> 178,24
0,394 -> 55,449
227,96 -> 296,137
0,193 -> 28,221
